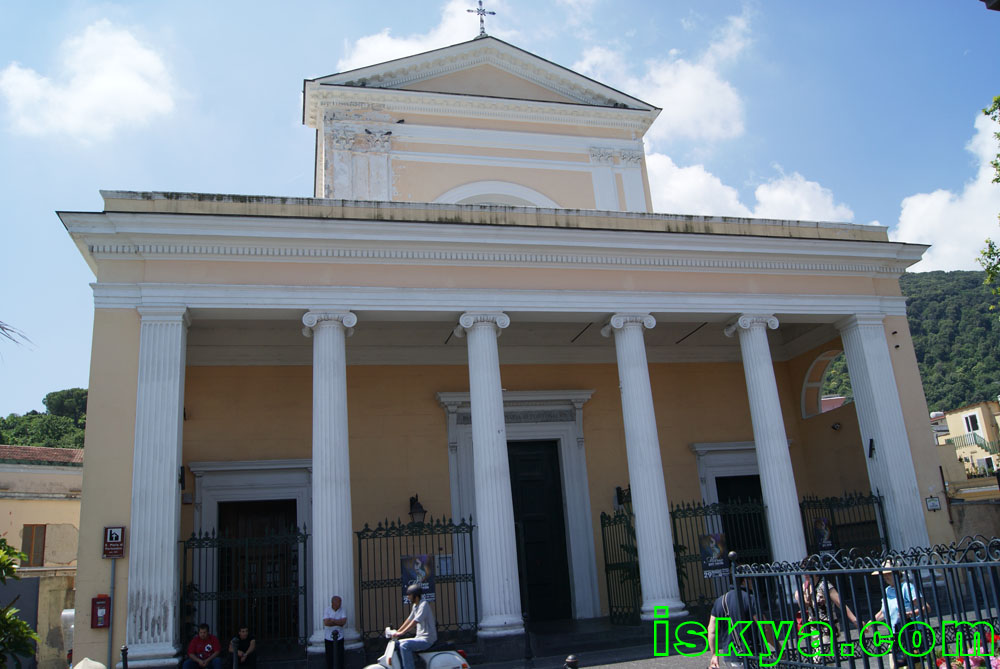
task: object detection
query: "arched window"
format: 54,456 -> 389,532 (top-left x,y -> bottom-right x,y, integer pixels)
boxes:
433,181 -> 560,207
801,350 -> 853,418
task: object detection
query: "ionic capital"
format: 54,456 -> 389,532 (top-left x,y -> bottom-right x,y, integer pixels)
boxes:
453,312 -> 510,338
601,313 -> 656,338
302,311 -> 357,338
724,314 -> 779,338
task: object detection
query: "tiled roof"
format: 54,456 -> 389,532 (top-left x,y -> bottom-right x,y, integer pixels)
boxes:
0,444 -> 84,466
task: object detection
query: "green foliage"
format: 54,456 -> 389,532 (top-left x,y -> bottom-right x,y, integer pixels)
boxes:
820,352 -> 853,401
978,96 -> 1000,306
821,270 -> 1000,412
42,388 -> 87,428
0,412 -> 84,448
0,539 -> 39,668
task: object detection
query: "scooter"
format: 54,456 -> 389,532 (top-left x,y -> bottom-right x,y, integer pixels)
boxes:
364,628 -> 469,669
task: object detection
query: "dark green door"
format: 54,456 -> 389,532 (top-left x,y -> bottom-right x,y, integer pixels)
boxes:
508,440 -> 572,622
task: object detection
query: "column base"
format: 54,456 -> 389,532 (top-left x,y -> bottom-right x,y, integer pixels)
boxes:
477,613 -> 525,637
116,641 -> 180,668
640,598 -> 688,621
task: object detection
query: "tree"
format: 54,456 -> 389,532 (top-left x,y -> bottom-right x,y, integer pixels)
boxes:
0,321 -> 28,346
43,388 -> 87,428
977,96 -> 1000,303
0,539 -> 38,668
0,412 -> 84,448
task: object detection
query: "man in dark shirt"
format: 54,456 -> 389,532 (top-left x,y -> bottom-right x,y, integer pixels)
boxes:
229,626 -> 256,667
183,624 -> 223,669
707,580 -> 772,669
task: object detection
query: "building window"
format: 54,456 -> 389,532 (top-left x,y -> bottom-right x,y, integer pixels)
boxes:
964,413 -> 980,433
22,525 -> 46,566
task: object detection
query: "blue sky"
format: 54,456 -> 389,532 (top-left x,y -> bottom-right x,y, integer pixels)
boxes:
1,1 -> 998,416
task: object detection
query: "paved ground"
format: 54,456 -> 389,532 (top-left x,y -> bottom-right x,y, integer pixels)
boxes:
476,645 -> 707,669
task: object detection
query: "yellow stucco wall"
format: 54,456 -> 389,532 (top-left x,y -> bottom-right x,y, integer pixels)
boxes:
72,309 -> 139,664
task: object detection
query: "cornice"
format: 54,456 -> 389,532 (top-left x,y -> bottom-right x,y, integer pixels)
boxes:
304,85 -> 656,132
67,212 -> 922,278
436,390 -> 595,412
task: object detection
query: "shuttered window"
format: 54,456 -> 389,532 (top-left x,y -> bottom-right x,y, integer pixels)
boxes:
22,525 -> 46,566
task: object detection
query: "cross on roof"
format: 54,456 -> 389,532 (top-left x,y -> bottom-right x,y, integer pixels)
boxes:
467,0 -> 496,38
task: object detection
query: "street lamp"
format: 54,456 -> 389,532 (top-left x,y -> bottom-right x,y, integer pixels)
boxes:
408,495 -> 427,524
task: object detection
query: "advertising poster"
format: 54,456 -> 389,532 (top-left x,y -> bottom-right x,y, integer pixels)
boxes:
400,554 -> 436,602
813,517 -> 834,551
699,533 -> 728,578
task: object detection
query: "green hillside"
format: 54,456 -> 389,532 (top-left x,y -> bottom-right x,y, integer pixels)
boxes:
824,270 -> 1000,413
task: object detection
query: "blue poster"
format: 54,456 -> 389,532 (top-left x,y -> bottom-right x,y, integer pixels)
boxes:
400,554 -> 436,602
699,533 -> 728,578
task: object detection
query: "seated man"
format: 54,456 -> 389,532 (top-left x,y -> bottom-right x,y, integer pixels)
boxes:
229,626 -> 256,668
183,623 -> 222,669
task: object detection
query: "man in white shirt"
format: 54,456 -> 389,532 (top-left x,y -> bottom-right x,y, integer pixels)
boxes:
323,595 -> 347,669
392,584 -> 437,669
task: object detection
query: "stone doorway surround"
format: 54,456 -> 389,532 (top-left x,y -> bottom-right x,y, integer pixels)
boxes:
437,390 -> 601,620
690,442 -> 760,506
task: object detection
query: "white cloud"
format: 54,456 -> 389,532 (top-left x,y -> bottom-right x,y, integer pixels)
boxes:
0,20 -> 174,143
646,152 -> 750,217
338,0 -> 511,72
647,152 -> 855,222
572,10 -> 750,145
892,115 -> 1000,271
752,171 -> 854,222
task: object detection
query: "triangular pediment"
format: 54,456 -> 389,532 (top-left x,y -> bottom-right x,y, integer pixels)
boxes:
309,36 -> 655,110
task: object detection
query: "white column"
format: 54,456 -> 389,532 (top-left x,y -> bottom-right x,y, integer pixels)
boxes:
125,307 -> 189,664
836,314 -> 929,550
601,314 -> 686,620
725,315 -> 807,563
454,312 -> 523,636
303,311 -> 360,652
618,149 -> 647,212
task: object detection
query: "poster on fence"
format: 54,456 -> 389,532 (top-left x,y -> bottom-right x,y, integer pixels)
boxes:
400,554 -> 436,603
813,517 -> 833,551
699,533 -> 728,578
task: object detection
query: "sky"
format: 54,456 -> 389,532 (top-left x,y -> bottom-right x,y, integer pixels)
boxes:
0,1 -> 998,416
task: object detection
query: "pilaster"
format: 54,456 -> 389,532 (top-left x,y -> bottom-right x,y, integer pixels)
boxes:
725,315 -> 807,563
302,311 -> 360,652
125,306 -> 189,663
454,312 -> 524,636
836,314 -> 929,549
602,313 -> 686,619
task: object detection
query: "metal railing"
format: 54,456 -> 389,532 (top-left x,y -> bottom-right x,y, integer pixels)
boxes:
600,509 -> 642,625
355,517 -> 477,644
725,536 -> 1000,669
948,432 -> 1000,455
180,527 -> 309,654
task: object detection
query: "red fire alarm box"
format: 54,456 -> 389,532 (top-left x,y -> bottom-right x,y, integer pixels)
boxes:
91,595 -> 111,629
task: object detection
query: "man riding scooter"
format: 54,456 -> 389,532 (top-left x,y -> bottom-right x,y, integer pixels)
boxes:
391,583 -> 437,669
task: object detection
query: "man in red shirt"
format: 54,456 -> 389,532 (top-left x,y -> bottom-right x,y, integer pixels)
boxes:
183,624 -> 223,669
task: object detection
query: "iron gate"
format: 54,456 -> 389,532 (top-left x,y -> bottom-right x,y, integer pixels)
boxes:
671,499 -> 771,619
180,527 -> 309,654
356,517 -> 477,644
599,509 -> 641,625
799,492 -> 887,555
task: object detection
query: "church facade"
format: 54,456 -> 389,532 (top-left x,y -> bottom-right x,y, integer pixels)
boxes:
62,37 -> 951,666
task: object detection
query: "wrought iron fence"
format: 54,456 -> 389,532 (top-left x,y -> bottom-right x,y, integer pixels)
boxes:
600,509 -> 642,625
725,536 -> 1000,669
671,499 -> 772,620
800,492 -> 888,556
180,527 -> 309,654
356,517 -> 477,644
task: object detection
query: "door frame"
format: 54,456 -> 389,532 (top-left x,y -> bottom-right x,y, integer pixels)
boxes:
689,442 -> 759,505
437,390 -> 600,620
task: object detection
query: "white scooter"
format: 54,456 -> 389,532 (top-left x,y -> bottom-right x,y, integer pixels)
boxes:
364,628 -> 469,669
